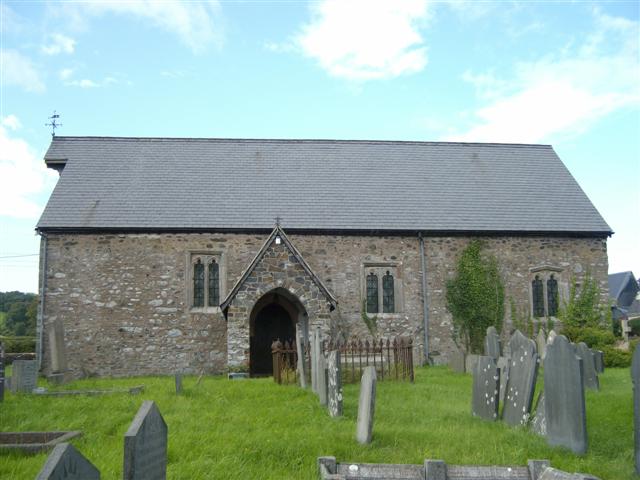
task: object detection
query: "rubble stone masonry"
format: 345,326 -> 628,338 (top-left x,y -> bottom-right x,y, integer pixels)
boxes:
39,232 -> 608,378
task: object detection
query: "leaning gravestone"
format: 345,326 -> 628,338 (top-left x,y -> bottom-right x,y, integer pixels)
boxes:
36,443 -> 100,480
544,335 -> 587,455
0,342 -> 4,402
123,401 -> 168,480
632,346 -> 640,474
484,326 -> 501,359
574,343 -> 599,391
471,356 -> 500,421
318,353 -> 328,407
11,359 -> 37,393
327,350 -> 343,417
503,332 -> 539,426
356,366 -> 377,444
537,329 -> 547,362
450,349 -> 465,373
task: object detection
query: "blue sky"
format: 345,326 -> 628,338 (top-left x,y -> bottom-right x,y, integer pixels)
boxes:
1,0 -> 639,293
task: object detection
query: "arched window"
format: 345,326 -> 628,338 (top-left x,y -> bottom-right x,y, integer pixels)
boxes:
547,274 -> 558,316
532,275 -> 544,317
366,272 -> 378,313
193,258 -> 205,307
208,259 -> 220,307
382,271 -> 395,313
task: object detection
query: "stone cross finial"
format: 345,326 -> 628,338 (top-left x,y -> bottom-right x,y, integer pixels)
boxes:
274,216 -> 283,227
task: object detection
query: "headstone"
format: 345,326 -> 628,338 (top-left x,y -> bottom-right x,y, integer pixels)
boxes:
174,374 -> 182,394
508,330 -> 536,358
593,350 -> 604,374
36,443 -> 100,480
471,356 -> 500,421
49,318 -> 68,373
537,329 -> 547,362
312,328 -> 322,394
531,392 -> 546,436
544,335 -> 587,455
296,326 -> 307,388
0,342 -> 4,402
465,354 -> 479,374
484,326 -> 501,359
318,354 -> 328,406
547,329 -> 557,345
123,401 -> 168,480
538,467 -> 601,480
497,356 -> 510,405
356,366 -> 377,444
503,333 -> 539,426
327,350 -> 343,417
450,349 -> 465,373
574,343 -> 599,391
632,346 -> 640,474
11,359 -> 37,393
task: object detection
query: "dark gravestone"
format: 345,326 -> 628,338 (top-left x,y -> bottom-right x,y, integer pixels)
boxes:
507,330 -> 535,359
0,342 -> 4,402
497,356 -> 509,405
327,350 -> 343,417
356,366 -> 377,444
484,326 -> 501,359
36,443 -> 100,480
123,401 -> 168,480
544,335 -> 587,455
471,356 -> 500,421
593,350 -> 604,374
503,334 -> 539,426
633,346 -> 640,474
11,359 -> 37,393
174,374 -> 182,395
450,349 -> 465,373
574,343 -> 599,391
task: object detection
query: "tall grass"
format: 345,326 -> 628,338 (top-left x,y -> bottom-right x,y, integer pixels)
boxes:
0,366 -> 634,479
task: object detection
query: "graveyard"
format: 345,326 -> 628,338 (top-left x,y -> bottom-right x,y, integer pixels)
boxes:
0,364 -> 634,479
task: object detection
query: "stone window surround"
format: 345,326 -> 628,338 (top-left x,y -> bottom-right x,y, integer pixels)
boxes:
361,261 -> 404,317
186,251 -> 227,313
529,265 -> 564,319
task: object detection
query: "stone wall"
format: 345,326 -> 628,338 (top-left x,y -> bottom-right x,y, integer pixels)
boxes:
39,232 -> 608,377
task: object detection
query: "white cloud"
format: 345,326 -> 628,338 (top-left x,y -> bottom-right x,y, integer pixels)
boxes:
296,0 -> 430,81
0,49 -> 45,93
41,33 -> 76,55
59,68 -> 74,80
448,13 -> 640,143
66,78 -> 100,88
1,115 -> 22,130
62,1 -> 223,53
0,121 -> 58,219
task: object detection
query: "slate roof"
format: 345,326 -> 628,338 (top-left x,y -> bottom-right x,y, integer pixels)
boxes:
37,136 -> 612,234
608,271 -> 639,306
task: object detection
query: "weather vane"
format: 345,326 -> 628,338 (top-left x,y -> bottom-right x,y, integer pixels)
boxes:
45,110 -> 62,137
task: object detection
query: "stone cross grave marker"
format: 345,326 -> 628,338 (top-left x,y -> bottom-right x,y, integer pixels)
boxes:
484,326 -> 501,359
318,352 -> 328,407
36,443 -> 100,480
536,329 -> 547,362
356,366 -> 377,444
574,342 -> 599,391
471,356 -> 500,421
327,350 -> 343,417
0,342 -> 4,402
503,332 -> 539,426
544,335 -> 587,455
450,349 -> 465,373
632,346 -> 640,474
123,400 -> 168,480
11,359 -> 37,393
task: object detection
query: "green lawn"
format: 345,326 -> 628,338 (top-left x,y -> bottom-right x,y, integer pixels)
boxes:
0,366 -> 635,479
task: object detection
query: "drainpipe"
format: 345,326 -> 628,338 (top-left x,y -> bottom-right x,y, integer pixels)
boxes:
419,233 -> 430,365
36,232 -> 48,371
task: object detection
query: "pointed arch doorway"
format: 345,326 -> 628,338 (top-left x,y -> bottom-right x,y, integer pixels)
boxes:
249,288 -> 308,376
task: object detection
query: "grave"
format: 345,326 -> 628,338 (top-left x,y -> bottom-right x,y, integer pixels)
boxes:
633,346 -> 640,474
465,354 -> 479,374
123,401 -> 168,480
0,341 -> 4,402
484,326 -> 501,359
497,356 -> 510,405
36,443 -> 100,480
544,335 -> 587,455
318,353 -> 328,407
296,327 -> 307,388
574,343 -> 599,391
449,349 -> 465,373
175,374 -> 182,394
48,318 -> 69,385
327,350 -> 343,417
356,366 -> 377,444
0,431 -> 83,454
536,330 -> 547,362
471,356 -> 500,421
35,385 -> 144,397
592,350 -> 604,374
531,392 -> 546,436
311,328 -> 321,393
547,330 -> 557,345
10,359 -> 37,393
503,333 -> 539,426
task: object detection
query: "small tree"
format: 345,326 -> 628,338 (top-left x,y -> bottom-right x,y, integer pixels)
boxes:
559,270 -> 605,330
446,240 -> 504,353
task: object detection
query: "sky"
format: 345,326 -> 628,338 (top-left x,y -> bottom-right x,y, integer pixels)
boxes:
0,0 -> 639,293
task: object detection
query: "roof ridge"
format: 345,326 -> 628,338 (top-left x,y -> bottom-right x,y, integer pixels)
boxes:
50,136 -> 553,148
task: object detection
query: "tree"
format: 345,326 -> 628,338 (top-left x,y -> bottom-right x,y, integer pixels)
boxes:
446,240 -> 504,353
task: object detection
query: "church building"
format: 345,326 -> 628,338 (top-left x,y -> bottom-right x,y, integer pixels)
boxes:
35,137 -> 612,378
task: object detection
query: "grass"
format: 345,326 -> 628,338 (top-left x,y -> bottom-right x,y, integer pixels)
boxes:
0,366 -> 635,479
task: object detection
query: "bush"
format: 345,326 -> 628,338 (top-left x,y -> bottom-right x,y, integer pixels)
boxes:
611,317 -> 622,337
562,326 -> 616,349
601,345 -> 632,368
0,336 -> 36,353
630,318 -> 640,336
